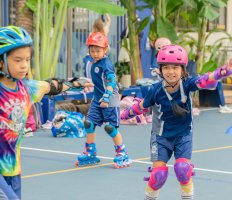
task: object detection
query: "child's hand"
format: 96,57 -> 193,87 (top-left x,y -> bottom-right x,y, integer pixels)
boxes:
73,77 -> 94,92
99,101 -> 109,108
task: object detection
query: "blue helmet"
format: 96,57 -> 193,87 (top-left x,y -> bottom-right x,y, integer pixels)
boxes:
0,26 -> 32,55
51,110 -> 86,138
0,26 -> 32,81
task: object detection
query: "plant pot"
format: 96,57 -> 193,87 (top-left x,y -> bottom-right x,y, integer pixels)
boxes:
120,74 -> 131,88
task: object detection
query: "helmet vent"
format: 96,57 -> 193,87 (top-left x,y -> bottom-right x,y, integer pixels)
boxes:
22,30 -> 27,37
0,42 -> 7,45
7,34 -> 16,40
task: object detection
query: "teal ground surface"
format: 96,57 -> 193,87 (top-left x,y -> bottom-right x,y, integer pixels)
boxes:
21,108 -> 232,200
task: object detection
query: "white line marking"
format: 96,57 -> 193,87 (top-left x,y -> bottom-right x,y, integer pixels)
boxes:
21,146 -> 232,175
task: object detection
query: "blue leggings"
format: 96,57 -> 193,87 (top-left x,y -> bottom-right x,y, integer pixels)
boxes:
0,174 -> 20,200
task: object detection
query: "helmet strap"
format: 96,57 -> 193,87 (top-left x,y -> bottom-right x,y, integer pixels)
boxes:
164,80 -> 179,88
3,53 -> 17,82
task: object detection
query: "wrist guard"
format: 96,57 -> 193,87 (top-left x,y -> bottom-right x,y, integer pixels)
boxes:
120,98 -> 148,120
45,78 -> 64,95
195,73 -> 218,89
64,77 -> 89,90
214,65 -> 232,80
101,90 -> 113,103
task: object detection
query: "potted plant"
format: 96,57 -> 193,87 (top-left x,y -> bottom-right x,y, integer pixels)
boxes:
115,61 -> 131,88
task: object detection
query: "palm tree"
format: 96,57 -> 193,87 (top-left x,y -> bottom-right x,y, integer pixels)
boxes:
15,0 -> 34,37
120,0 -> 143,84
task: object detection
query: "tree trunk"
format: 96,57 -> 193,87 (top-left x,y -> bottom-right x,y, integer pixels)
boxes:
196,17 -> 207,74
121,0 -> 143,85
15,0 -> 34,37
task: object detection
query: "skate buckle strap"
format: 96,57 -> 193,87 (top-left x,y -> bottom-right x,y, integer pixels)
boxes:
115,144 -> 125,153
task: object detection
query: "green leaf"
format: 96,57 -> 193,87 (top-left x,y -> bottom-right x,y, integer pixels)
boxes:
68,0 -> 127,16
166,0 -> 184,17
205,0 -> 227,8
200,60 -> 217,74
199,5 -> 219,20
137,16 -> 150,34
25,0 -> 38,12
156,17 -> 178,41
148,21 -> 157,41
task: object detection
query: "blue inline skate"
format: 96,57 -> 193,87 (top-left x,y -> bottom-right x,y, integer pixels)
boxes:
75,143 -> 100,167
113,144 -> 132,168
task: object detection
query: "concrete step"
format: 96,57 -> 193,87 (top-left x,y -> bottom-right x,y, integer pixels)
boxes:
224,89 -> 232,104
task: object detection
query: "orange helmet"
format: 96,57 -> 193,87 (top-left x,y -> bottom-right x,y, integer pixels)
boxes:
86,32 -> 108,48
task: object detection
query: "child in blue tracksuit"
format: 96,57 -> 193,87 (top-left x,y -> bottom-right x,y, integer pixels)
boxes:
83,54 -> 93,79
121,44 -> 232,200
76,32 -> 131,168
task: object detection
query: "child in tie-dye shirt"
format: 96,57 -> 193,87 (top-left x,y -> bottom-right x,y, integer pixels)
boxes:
0,26 -> 93,200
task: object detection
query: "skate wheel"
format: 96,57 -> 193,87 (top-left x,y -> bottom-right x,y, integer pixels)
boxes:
144,177 -> 150,181
74,161 -> 78,166
147,166 -> 152,172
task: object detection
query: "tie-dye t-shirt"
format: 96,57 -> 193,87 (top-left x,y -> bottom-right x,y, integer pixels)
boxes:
0,79 -> 48,176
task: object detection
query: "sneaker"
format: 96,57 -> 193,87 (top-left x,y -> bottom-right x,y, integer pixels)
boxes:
23,128 -> 34,137
219,105 -> 232,113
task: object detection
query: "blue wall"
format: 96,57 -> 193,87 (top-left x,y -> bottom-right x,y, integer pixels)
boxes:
136,1 -> 154,78
2,0 -> 8,26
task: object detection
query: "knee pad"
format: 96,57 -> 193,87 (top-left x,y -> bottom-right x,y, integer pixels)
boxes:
174,158 -> 194,185
84,120 -> 95,134
148,166 -> 168,190
104,124 -> 118,138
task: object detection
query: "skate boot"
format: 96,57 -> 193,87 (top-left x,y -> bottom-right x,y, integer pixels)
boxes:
113,144 -> 132,168
75,143 -> 100,167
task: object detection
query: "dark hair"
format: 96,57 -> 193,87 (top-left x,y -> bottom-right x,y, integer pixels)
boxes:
93,18 -> 104,34
0,56 -> 3,78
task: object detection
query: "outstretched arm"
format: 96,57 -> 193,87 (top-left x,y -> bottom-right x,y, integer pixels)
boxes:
196,57 -> 232,89
104,14 -> 111,36
121,98 -> 148,120
43,77 -> 93,96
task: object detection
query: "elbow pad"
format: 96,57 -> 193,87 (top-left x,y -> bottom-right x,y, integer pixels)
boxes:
120,98 -> 148,120
106,73 -> 116,89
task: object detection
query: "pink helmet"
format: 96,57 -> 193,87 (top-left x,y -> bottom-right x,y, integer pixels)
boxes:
155,37 -> 171,51
157,45 -> 188,67
86,32 -> 108,48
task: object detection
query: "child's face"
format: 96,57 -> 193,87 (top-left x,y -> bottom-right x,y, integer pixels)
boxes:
6,47 -> 31,80
89,46 -> 107,62
161,64 -> 183,84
